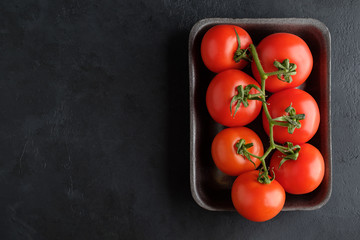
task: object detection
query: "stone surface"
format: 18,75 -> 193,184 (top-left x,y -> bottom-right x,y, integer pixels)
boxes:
0,0 -> 358,239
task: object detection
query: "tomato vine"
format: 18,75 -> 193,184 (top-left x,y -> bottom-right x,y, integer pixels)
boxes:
236,43 -> 305,184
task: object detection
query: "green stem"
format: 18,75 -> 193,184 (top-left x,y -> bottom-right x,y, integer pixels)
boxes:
269,121 -> 275,148
249,44 -> 267,89
249,93 -> 264,98
249,43 -> 277,183
274,144 -> 288,151
233,29 -> 251,62
246,151 -> 263,159
263,103 -> 272,123
259,145 -> 274,162
265,69 -> 288,77
246,44 -> 302,184
271,119 -> 289,127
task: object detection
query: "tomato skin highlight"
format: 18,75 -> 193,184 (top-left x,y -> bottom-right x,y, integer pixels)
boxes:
262,88 -> 320,144
270,143 -> 325,195
231,170 -> 286,222
251,33 -> 313,93
206,69 -> 262,127
201,25 -> 252,73
211,127 -> 263,176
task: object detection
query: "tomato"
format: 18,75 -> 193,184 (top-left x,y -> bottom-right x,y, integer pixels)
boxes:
251,33 -> 313,93
262,88 -> 320,144
206,69 -> 262,127
201,25 -> 252,73
231,170 -> 285,222
211,127 -> 263,176
270,143 -> 325,194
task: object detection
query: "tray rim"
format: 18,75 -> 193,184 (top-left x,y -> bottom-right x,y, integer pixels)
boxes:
189,17 -> 332,211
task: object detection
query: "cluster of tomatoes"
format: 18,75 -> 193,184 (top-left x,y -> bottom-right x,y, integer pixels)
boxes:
201,25 -> 325,222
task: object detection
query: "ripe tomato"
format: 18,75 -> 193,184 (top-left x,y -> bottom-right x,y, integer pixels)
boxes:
206,69 -> 262,127
201,25 -> 252,73
270,143 -> 325,194
262,88 -> 320,144
251,33 -> 313,93
211,127 -> 263,176
231,170 -> 285,222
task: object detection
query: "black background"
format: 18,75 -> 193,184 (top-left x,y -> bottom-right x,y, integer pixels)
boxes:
0,0 -> 358,239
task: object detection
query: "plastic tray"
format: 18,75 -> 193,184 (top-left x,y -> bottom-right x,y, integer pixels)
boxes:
189,18 -> 332,211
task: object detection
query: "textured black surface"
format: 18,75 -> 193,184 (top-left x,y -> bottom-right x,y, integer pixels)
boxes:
0,0 -> 359,239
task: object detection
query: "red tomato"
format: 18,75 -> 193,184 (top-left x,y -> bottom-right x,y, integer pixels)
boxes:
206,69 -> 262,127
211,127 -> 263,176
270,143 -> 325,194
201,25 -> 252,73
262,88 -> 320,144
231,170 -> 285,222
251,33 -> 313,93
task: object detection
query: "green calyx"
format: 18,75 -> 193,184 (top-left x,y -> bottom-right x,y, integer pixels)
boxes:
275,142 -> 301,168
230,84 -> 265,118
233,29 -> 251,63
272,104 -> 305,134
257,167 -> 275,184
235,139 -> 257,168
270,59 -> 297,83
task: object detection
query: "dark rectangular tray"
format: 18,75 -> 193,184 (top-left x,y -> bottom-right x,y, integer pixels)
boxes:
189,18 -> 332,211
